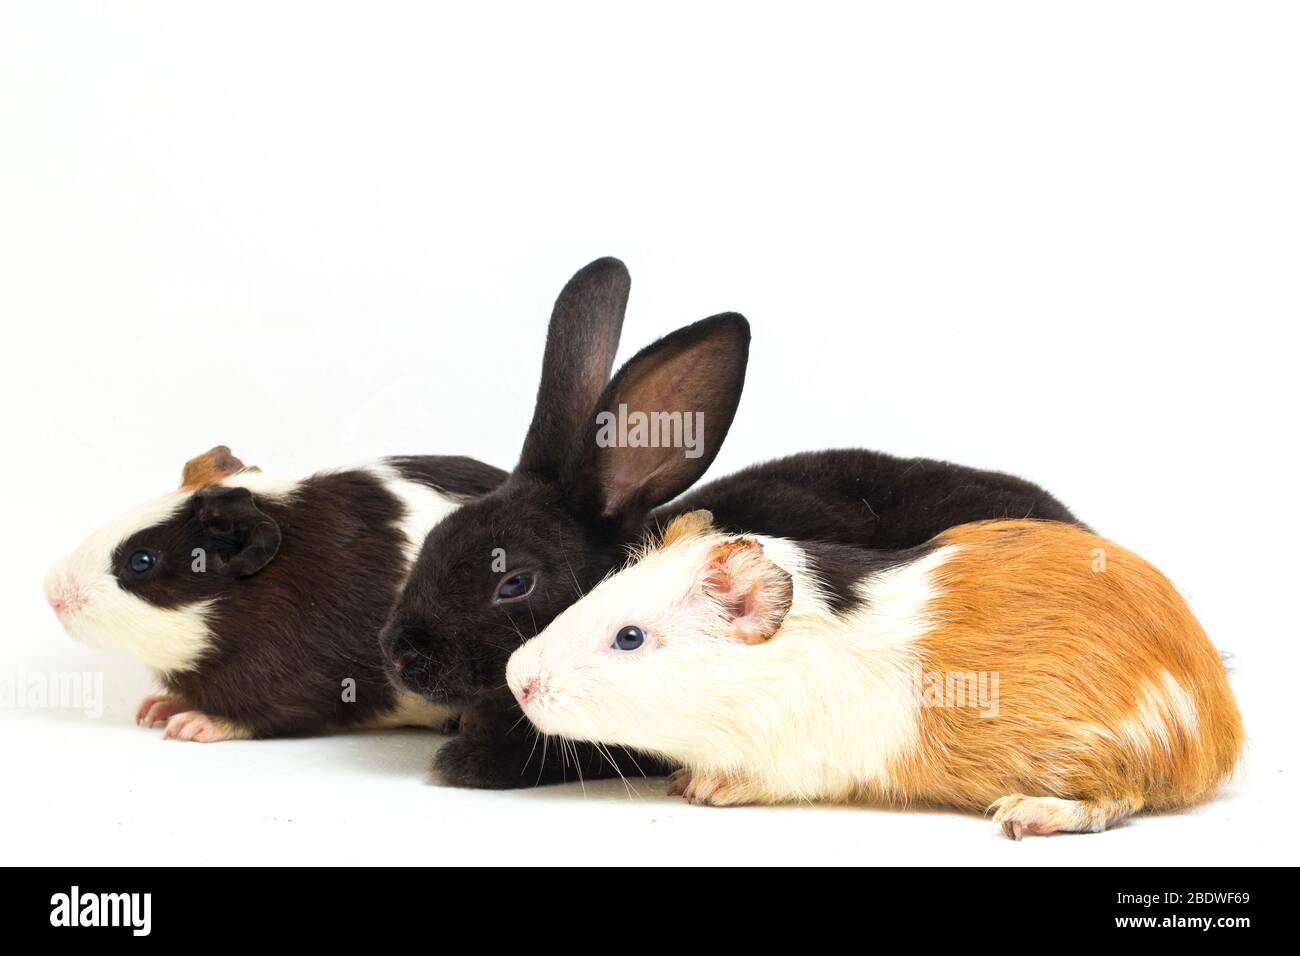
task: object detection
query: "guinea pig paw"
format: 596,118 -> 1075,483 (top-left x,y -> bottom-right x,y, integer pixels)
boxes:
136,694 -> 186,728
666,769 -> 692,797
990,794 -> 1106,839
162,710 -> 244,744
679,770 -> 756,807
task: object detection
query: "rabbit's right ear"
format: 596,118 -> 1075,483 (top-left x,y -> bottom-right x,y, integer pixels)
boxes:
516,257 -> 631,479
564,313 -> 750,533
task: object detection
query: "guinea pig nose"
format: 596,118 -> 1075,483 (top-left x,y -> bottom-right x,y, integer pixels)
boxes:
394,650 -> 420,673
45,577 -> 82,616
515,677 -> 538,706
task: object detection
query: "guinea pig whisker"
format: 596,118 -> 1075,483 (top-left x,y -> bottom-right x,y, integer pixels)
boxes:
612,744 -> 651,783
593,742 -> 637,799
522,726 -> 543,777
564,737 -> 587,797
535,734 -> 550,787
507,710 -> 529,735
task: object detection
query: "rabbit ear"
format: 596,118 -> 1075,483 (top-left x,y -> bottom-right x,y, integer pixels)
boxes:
516,257 -> 631,478
564,313 -> 750,532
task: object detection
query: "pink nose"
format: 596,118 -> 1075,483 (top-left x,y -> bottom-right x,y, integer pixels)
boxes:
46,580 -> 83,616
516,678 -> 538,705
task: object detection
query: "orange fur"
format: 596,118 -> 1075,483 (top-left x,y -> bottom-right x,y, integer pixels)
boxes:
890,520 -> 1243,828
659,509 -> 715,547
180,445 -> 250,490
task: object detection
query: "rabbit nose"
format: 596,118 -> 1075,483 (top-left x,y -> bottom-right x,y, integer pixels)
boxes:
382,615 -> 437,678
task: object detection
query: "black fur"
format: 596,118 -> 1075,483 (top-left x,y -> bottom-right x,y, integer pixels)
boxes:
115,458 -> 506,738
387,455 -> 518,501
383,474 -> 625,705
665,447 -> 1077,548
382,258 -> 1080,790
799,538 -> 938,615
518,256 -> 629,481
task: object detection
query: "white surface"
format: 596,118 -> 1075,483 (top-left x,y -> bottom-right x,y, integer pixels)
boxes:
1,1 -> 1296,865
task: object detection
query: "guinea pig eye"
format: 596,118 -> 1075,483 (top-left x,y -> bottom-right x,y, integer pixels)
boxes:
127,549 -> 157,574
494,571 -> 536,603
612,625 -> 645,651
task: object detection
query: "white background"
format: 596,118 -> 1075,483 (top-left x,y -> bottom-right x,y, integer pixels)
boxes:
2,1 -> 1296,865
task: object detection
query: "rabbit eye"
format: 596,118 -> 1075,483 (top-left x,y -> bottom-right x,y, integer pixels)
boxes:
494,571 -> 536,603
612,625 -> 645,651
127,549 -> 157,574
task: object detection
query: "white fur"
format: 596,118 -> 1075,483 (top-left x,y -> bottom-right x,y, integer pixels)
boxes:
357,690 -> 456,731
506,530 -> 955,803
45,487 -> 221,673
362,463 -> 461,564
1117,669 -> 1200,756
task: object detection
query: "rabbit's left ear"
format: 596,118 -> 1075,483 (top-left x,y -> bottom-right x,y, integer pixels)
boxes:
563,313 -> 750,533
699,538 -> 792,644
516,258 -> 631,479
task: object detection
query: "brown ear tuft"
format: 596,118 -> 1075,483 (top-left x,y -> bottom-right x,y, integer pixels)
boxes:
181,446 -> 250,490
660,509 -> 715,547
702,538 -> 793,644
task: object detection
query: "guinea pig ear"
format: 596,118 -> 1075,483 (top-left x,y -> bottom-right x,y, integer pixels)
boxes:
194,486 -> 281,578
516,258 -> 631,480
564,313 -> 750,534
181,445 -> 252,490
699,538 -> 792,645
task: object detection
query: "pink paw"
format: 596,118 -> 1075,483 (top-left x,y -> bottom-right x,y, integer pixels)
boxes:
136,694 -> 187,728
162,710 -> 242,743
668,768 -> 756,806
990,794 -> 1108,840
666,768 -> 692,797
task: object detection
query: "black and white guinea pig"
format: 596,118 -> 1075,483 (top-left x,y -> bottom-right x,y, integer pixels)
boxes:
44,446 -> 506,741
507,511 -> 1243,837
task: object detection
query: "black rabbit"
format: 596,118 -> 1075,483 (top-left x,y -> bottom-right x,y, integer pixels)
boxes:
382,257 -> 1078,788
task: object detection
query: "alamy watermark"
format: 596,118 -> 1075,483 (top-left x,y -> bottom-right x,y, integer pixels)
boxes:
913,665 -> 1000,718
50,886 -> 151,936
595,404 -> 705,459
0,667 -> 104,718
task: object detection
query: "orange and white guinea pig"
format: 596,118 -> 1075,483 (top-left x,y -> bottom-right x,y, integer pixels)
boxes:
506,511 -> 1243,838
